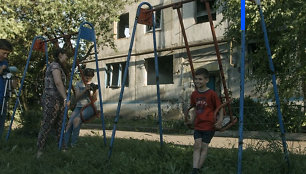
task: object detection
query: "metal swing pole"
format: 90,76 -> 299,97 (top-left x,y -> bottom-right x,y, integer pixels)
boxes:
58,22 -> 107,149
108,2 -> 163,159
237,1 -> 246,173
174,3 -> 196,82
6,36 -> 48,141
152,7 -> 164,150
92,24 -> 108,146
254,0 -> 290,166
202,0 -> 234,125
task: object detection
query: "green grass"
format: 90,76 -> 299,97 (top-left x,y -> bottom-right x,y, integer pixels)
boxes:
0,131 -> 305,174
87,116 -> 190,134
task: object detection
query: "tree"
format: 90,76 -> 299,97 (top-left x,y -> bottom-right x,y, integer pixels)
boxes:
219,0 -> 306,102
0,0 -> 129,110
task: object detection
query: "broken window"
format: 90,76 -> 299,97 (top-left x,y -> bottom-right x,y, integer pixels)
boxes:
247,43 -> 260,75
146,9 -> 162,32
196,0 -> 216,24
105,62 -> 129,88
118,13 -> 130,39
146,55 -> 173,85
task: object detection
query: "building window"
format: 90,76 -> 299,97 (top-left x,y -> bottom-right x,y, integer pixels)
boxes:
247,43 -> 260,75
196,0 -> 216,24
145,55 -> 173,85
105,62 -> 129,88
146,9 -> 162,32
118,13 -> 130,39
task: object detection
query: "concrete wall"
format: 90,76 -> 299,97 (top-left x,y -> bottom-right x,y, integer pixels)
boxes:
86,0 -> 256,120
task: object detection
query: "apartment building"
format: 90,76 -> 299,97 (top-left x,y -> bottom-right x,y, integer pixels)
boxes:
87,0 -> 254,120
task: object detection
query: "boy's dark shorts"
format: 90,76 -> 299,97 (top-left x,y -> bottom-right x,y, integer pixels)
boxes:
194,130 -> 215,144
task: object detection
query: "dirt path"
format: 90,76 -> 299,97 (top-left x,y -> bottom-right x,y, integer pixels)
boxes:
80,129 -> 306,154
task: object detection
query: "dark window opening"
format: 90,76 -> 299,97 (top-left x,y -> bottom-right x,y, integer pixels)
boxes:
118,13 -> 130,39
146,9 -> 162,32
105,62 -> 129,88
247,43 -> 259,54
196,0 -> 216,24
146,55 -> 173,85
247,43 -> 260,75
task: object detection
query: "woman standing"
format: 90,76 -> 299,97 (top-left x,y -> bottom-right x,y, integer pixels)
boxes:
37,48 -> 69,158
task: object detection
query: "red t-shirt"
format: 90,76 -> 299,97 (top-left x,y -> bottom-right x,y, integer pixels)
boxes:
190,89 -> 222,131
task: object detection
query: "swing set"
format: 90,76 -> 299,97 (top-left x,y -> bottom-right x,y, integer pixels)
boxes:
5,22 -> 107,148
108,0 -> 237,159
108,0 -> 290,172
4,0 -> 290,172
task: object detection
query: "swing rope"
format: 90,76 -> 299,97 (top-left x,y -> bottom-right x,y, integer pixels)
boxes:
203,0 -> 237,131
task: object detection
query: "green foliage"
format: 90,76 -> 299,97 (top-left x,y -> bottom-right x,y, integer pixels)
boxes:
219,0 -> 306,100
88,115 -> 189,134
230,96 -> 275,131
230,96 -> 305,133
0,133 -> 305,174
17,109 -> 42,136
0,0 -> 129,107
275,102 -> 306,133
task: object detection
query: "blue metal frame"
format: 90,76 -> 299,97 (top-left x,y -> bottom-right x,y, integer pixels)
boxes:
237,0 -> 290,172
108,2 -> 163,159
237,30 -> 246,174
257,3 -> 290,166
237,0 -> 245,173
58,21 -> 107,149
6,36 -> 48,141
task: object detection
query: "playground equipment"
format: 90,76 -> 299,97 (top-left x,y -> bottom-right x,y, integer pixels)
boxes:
5,23 -> 107,148
108,0 -> 238,159
5,36 -> 48,140
108,2 -> 163,159
58,22 -> 106,149
201,0 -> 237,131
237,0 -> 290,173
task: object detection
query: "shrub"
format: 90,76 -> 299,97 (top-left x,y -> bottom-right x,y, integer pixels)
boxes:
18,109 -> 42,136
230,96 -> 275,131
230,97 -> 305,133
274,102 -> 305,133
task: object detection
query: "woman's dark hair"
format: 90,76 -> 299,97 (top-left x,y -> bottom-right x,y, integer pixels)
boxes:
0,39 -> 13,51
53,48 -> 67,62
83,68 -> 95,77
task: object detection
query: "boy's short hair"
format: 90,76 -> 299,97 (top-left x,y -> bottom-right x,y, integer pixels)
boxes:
0,39 -> 13,51
83,68 -> 95,77
195,68 -> 209,78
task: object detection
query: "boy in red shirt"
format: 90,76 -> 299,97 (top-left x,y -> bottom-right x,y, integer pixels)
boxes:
185,68 -> 223,174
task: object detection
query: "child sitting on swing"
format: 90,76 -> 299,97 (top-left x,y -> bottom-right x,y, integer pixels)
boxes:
64,68 -> 98,148
185,68 -> 223,174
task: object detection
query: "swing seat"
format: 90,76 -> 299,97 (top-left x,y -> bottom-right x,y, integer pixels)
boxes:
138,8 -> 153,26
33,39 -> 45,52
217,115 -> 238,132
214,100 -> 238,132
184,108 -> 195,129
